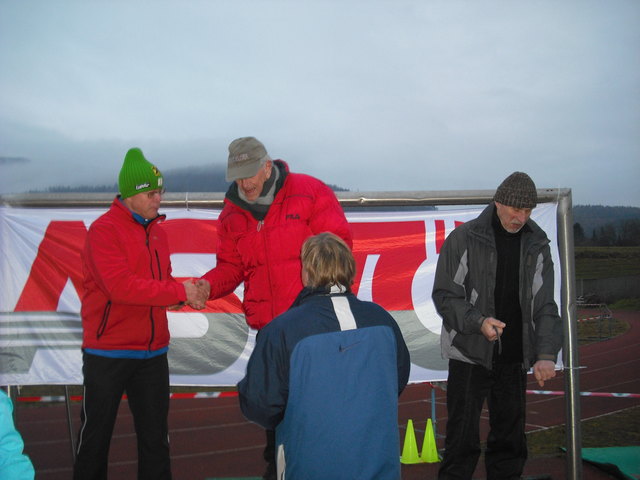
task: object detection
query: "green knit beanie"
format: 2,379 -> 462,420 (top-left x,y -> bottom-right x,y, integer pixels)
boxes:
118,148 -> 164,199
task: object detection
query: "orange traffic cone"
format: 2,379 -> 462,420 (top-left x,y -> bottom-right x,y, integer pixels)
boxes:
420,418 -> 440,463
400,419 -> 423,464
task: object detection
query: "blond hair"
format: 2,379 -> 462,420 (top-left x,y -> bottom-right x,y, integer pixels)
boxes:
301,233 -> 355,290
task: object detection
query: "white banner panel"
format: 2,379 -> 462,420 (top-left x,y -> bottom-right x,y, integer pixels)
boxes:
0,203 -> 560,386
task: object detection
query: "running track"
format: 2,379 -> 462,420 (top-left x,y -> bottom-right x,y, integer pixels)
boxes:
15,310 -> 640,479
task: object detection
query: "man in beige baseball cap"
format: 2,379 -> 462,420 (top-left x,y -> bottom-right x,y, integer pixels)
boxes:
199,136 -> 352,479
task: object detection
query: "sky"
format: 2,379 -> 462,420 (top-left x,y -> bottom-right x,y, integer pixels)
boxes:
1,1 -> 639,206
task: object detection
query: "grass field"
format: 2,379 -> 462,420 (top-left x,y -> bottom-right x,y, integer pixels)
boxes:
527,405 -> 640,456
526,310 -> 639,455
575,246 -> 640,279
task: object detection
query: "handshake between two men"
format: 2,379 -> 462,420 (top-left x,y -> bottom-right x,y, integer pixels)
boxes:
178,279 -> 211,310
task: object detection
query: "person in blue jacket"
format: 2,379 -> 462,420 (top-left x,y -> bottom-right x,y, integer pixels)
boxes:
0,389 -> 35,480
238,232 -> 410,480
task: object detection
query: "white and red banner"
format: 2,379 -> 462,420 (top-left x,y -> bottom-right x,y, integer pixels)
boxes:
0,203 -> 560,386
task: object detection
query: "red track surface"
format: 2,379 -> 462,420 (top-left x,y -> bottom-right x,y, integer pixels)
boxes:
15,310 -> 640,479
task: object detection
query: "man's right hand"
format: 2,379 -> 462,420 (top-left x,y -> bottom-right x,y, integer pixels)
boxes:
183,279 -> 210,310
480,317 -> 506,341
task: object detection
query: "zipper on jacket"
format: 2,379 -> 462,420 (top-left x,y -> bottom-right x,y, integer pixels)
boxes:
148,309 -> 156,351
96,301 -> 112,339
154,250 -> 163,280
146,227 -> 158,350
257,220 -> 263,231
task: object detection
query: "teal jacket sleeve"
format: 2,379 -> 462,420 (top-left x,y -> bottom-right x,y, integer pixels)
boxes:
0,391 -> 35,480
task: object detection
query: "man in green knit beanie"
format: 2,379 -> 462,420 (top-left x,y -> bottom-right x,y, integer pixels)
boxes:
73,148 -> 208,480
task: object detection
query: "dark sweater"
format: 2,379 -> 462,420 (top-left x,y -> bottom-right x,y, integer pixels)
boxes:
492,210 -> 524,364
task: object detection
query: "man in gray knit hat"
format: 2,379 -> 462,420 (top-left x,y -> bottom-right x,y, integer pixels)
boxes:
432,172 -> 563,479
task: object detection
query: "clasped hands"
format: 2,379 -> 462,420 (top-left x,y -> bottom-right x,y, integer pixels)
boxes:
180,279 -> 211,310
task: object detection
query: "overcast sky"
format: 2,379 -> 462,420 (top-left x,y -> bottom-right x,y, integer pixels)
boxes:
1,1 -> 639,206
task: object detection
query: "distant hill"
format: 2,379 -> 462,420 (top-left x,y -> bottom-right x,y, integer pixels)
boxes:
164,164 -> 230,192
573,205 -> 640,235
161,165 -> 349,192
27,176 -> 640,241
34,164 -> 350,194
0,156 -> 29,165
38,164 -> 230,194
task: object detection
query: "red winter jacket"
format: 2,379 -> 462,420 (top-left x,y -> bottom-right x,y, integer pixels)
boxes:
81,198 -> 186,351
202,161 -> 352,329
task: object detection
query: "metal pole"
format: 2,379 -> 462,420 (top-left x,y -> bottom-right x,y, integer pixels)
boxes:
0,188 -> 570,209
431,386 -> 437,437
431,384 -> 441,457
0,188 -> 577,473
557,191 -> 582,479
64,385 -> 77,464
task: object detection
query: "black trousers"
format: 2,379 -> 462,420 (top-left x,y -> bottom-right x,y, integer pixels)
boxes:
438,359 -> 527,480
73,353 -> 172,480
263,428 -> 277,479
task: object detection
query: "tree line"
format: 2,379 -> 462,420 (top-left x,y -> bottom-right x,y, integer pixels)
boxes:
37,164 -> 349,194
574,219 -> 640,246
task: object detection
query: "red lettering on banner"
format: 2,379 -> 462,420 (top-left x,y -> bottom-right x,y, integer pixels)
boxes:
351,221 -> 426,311
434,220 -> 465,254
14,218 -> 242,314
15,221 -> 87,311
13,217 -> 451,316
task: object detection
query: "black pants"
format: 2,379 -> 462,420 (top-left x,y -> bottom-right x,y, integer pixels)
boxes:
73,353 -> 172,480
263,428 -> 277,479
438,360 -> 527,480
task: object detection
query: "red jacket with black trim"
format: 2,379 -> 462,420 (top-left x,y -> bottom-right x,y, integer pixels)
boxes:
81,198 -> 186,351
202,161 -> 352,330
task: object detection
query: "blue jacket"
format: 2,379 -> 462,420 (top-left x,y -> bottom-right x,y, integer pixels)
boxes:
238,286 -> 410,479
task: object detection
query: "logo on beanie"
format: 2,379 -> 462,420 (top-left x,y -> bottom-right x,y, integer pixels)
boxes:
135,183 -> 151,191
152,166 -> 161,177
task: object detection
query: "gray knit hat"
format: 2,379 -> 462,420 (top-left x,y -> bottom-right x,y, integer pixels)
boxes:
494,172 -> 537,209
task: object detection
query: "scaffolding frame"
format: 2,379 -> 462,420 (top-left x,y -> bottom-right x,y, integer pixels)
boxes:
0,188 -> 581,479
